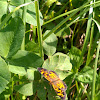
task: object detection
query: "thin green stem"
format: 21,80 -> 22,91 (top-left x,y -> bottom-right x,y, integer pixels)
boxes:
11,77 -> 14,100
32,26 -> 36,42
22,0 -> 27,25
86,20 -> 94,65
35,0 -> 43,58
91,39 -> 100,100
71,22 -> 77,47
21,0 -> 27,50
86,0 -> 95,65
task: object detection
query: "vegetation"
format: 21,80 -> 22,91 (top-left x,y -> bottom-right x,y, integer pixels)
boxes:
0,0 -> 100,100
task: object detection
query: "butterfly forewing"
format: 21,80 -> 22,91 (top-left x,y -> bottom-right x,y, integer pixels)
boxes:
38,67 -> 50,81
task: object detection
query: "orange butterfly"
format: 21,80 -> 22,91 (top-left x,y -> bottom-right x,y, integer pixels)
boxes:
38,67 -> 67,100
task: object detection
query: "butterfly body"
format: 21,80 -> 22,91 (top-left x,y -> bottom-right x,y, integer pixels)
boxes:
38,67 -> 67,100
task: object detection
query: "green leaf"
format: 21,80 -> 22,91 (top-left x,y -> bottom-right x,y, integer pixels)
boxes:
75,66 -> 94,83
0,57 -> 10,93
14,82 -> 33,96
46,83 -> 56,100
43,30 -> 58,56
25,41 -> 39,53
10,0 -> 24,6
42,52 -> 72,80
8,50 -> 43,75
9,0 -> 43,26
69,46 -> 83,71
0,17 -> 24,58
33,81 -> 47,100
37,82 -> 46,100
26,68 -> 40,80
9,65 -> 26,76
0,1 -> 7,23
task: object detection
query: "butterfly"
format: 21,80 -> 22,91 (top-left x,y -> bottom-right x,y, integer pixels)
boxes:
38,67 -> 67,100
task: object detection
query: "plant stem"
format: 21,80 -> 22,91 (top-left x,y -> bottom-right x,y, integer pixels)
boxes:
86,0 -> 95,65
21,0 -> 27,50
91,40 -> 100,100
35,0 -> 43,58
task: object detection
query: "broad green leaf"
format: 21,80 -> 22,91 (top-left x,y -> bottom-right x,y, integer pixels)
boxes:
10,0 -> 24,6
14,82 -> 33,96
75,66 -> 94,83
0,1 -> 7,23
26,68 -> 40,80
69,46 -> 83,71
43,30 -> 58,56
0,17 -> 24,58
0,57 -> 10,93
9,65 -> 26,76
45,82 -> 56,100
25,41 -> 39,53
33,81 -> 46,100
9,0 -> 43,26
8,50 -> 43,76
37,82 -> 46,100
42,52 -> 72,80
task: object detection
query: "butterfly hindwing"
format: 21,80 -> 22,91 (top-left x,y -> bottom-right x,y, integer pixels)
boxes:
51,81 -> 66,100
49,71 -> 67,91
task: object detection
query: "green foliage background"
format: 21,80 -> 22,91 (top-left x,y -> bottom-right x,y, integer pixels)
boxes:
0,0 -> 100,100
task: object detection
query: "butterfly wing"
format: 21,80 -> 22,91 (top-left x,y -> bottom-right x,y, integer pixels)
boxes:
38,68 -> 67,100
37,67 -> 50,81
49,71 -> 67,100
49,71 -> 67,91
52,84 -> 66,100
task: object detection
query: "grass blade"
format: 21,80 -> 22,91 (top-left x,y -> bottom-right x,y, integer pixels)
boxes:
35,0 -> 43,58
77,1 -> 93,70
91,39 -> 100,100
